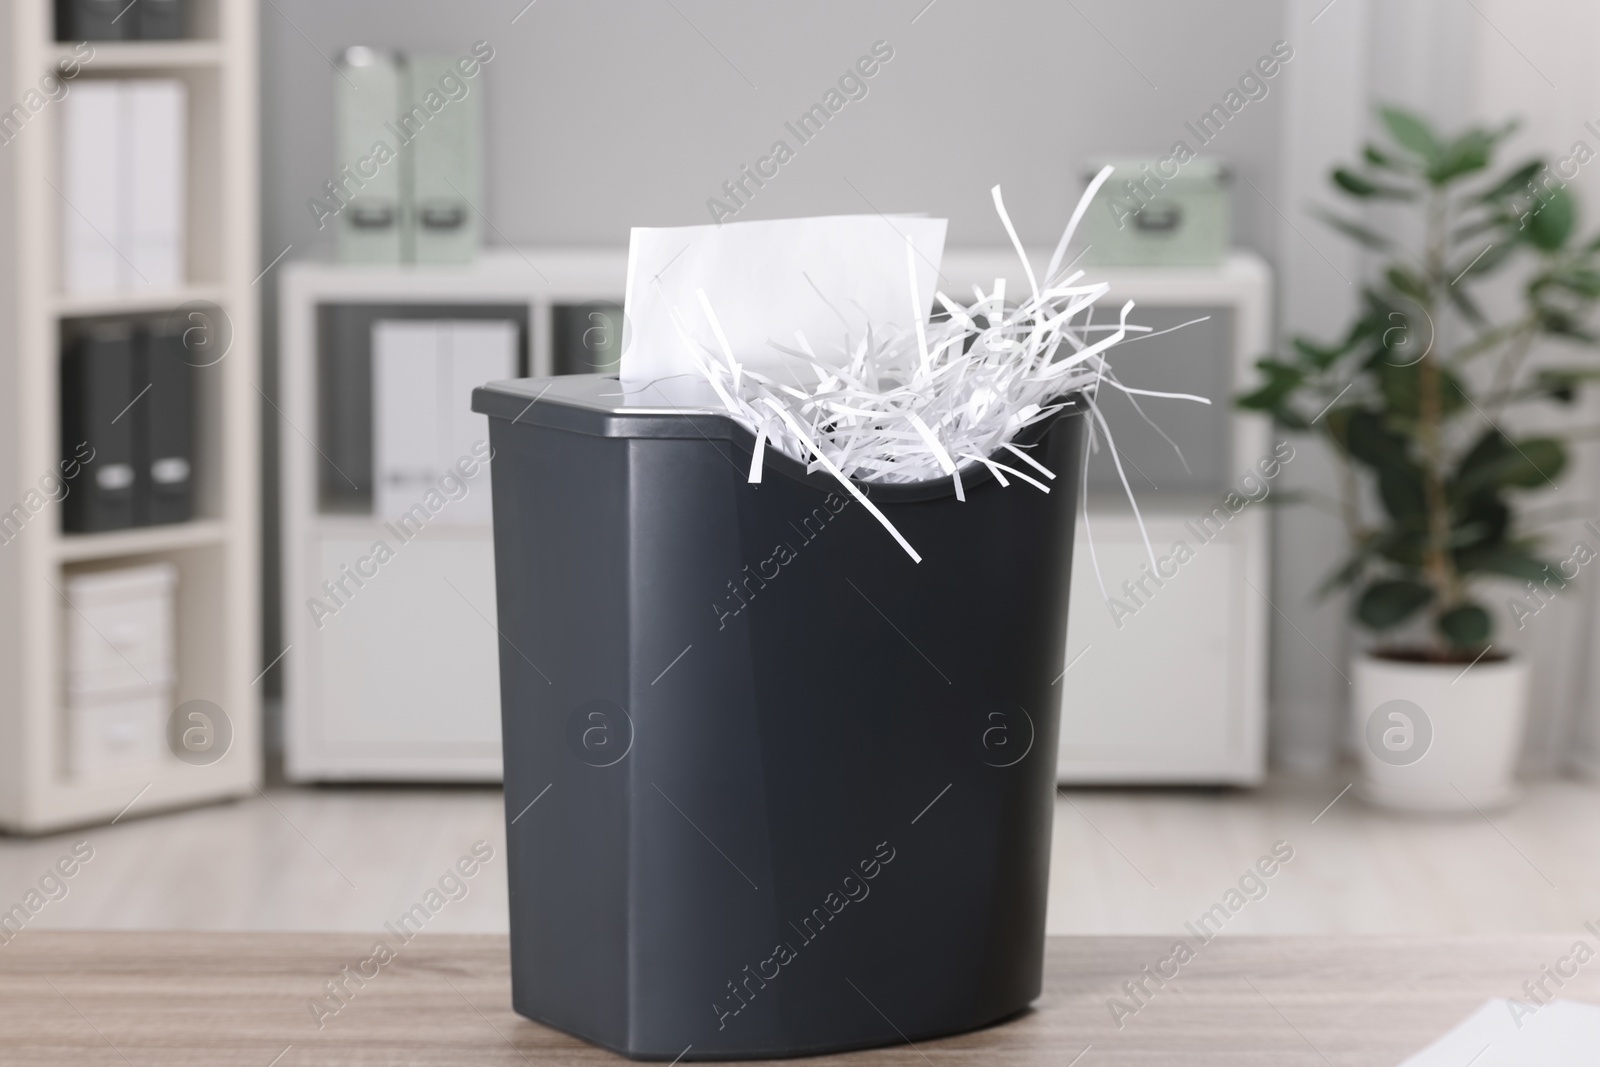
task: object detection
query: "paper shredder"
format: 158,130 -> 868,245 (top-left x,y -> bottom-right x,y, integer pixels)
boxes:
471,374 -> 1086,1060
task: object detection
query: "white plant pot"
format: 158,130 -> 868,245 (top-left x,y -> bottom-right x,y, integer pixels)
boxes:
1351,652 -> 1529,813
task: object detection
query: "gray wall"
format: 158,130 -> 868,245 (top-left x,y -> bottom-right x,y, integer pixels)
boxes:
262,0 -> 1288,250
257,0 -> 1289,708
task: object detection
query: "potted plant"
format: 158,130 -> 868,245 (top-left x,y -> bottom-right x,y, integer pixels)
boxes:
1240,106 -> 1600,811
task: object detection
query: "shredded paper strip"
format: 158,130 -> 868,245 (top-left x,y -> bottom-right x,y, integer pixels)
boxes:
667,167 -> 1208,564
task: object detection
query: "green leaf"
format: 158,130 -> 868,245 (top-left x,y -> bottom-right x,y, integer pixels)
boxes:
1549,267 -> 1600,298
1450,513 -> 1513,570
1376,359 -> 1466,421
1254,358 -> 1304,384
1447,281 -> 1488,326
1291,336 -> 1347,369
1338,407 -> 1430,522
1317,552 -> 1371,598
1530,367 -> 1600,403
1369,309 -> 1434,370
1536,306 -> 1599,343
1333,167 -> 1376,196
1332,167 -> 1415,199
1457,546 -> 1555,583
1480,160 -> 1546,203
1447,242 -> 1513,281
1357,579 -> 1434,629
1341,410 -> 1406,467
1313,209 -> 1395,251
1385,266 -> 1430,303
1372,527 -> 1427,568
1437,602 -> 1492,647
1364,144 -> 1416,172
1505,438 -> 1565,487
1380,106 -> 1442,163
1428,130 -> 1496,185
1453,431 -> 1565,496
1453,214 -> 1510,243
1523,185 -> 1576,250
1236,395 -> 1310,430
1452,431 -> 1509,498
1237,359 -> 1311,429
1376,467 -> 1427,522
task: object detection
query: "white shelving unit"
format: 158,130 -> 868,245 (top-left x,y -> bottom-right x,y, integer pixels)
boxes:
281,256 -> 550,782
280,253 -> 671,780
0,0 -> 260,833
281,249 -> 1270,786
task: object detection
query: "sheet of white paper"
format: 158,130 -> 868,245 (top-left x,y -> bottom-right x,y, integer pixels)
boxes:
1399,998 -> 1600,1066
620,214 -> 947,404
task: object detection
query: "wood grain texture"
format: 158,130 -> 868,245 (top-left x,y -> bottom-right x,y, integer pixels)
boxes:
1,932 -> 1593,1065
8,775 -> 1599,938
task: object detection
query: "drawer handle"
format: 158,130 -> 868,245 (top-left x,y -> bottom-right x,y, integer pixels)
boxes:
1134,204 -> 1182,232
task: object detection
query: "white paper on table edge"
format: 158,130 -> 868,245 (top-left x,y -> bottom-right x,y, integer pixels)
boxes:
1398,997 -> 1600,1066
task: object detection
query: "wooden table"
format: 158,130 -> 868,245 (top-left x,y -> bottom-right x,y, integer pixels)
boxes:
0,932 -> 1586,1064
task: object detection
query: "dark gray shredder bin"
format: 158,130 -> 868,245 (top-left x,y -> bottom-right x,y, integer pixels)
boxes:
471,374 -> 1087,1060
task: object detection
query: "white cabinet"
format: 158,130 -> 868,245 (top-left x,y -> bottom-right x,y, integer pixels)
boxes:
280,255 -> 611,782
299,535 -> 501,778
1056,511 -> 1263,783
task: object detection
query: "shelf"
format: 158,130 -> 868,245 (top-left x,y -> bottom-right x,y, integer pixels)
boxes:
1,0 -> 261,834
52,284 -> 228,318
55,519 -> 228,562
51,40 -> 223,70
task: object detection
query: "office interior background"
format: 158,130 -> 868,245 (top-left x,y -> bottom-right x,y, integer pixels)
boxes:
6,0 -> 1600,1062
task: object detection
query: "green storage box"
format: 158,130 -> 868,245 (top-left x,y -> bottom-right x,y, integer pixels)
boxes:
408,53 -> 482,265
1081,158 -> 1230,267
333,48 -> 483,265
335,47 -> 405,264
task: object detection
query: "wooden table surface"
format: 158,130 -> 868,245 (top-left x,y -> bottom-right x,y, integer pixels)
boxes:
0,932 -> 1588,1065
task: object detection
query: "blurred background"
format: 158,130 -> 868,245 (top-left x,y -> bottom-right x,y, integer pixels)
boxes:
3,0 -> 1600,942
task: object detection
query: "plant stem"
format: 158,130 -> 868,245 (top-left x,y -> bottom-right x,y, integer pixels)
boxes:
1336,453 -> 1364,543
1418,188 -> 1459,649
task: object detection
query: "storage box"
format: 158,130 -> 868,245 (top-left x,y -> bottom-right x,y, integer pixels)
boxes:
63,562 -> 177,780
335,48 -> 405,264
1081,158 -> 1231,267
334,49 -> 484,264
472,375 -> 1086,1060
65,562 -> 177,696
67,688 -> 168,778
408,54 -> 482,264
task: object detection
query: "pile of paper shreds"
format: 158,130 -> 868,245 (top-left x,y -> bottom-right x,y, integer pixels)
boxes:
676,167 -> 1206,565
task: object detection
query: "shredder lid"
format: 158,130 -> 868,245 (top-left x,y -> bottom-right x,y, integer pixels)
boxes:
472,374 -> 748,440
473,372 -> 1084,502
